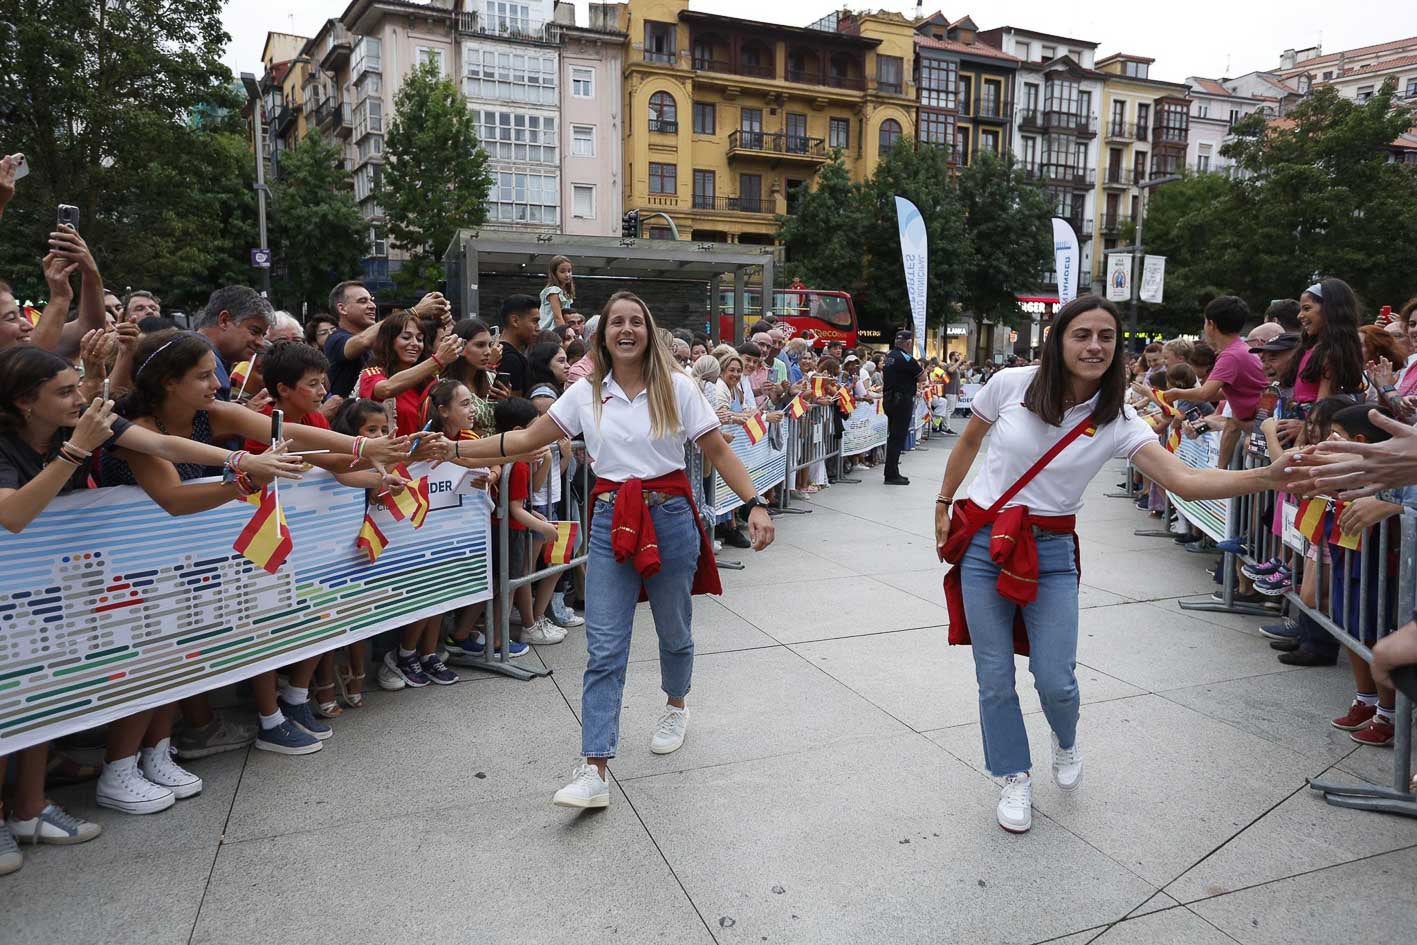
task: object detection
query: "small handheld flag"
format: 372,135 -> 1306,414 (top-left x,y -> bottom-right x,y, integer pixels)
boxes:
23,305 -> 41,327
1153,389 -> 1182,418
233,353 -> 258,401
1330,501 -> 1362,550
786,394 -> 808,420
742,412 -> 767,445
543,521 -> 580,565
1295,497 -> 1328,545
836,387 -> 856,414
811,375 -> 828,399
233,486 -> 293,574
1165,426 -> 1181,452
383,464 -> 430,527
355,512 -> 388,562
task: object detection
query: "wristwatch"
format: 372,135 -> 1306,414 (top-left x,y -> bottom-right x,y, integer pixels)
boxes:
742,496 -> 768,514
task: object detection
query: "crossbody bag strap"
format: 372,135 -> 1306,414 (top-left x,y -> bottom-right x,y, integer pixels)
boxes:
987,413 -> 1096,514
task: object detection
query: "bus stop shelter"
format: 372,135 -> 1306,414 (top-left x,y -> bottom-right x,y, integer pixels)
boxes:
443,230 -> 776,343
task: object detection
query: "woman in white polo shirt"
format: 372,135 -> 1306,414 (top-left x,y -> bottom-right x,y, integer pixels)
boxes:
452,290 -> 775,809
935,296 -> 1286,834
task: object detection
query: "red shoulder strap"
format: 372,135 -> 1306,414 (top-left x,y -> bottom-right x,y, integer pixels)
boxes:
988,413 -> 1096,514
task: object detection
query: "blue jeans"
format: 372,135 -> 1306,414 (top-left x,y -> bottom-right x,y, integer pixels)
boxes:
959,529 -> 1080,777
582,496 -> 700,758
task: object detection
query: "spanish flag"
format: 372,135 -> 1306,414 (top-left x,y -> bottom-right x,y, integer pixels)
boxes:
786,394 -> 808,420
837,387 -> 856,414
742,412 -> 767,445
355,512 -> 388,562
23,305 -> 42,327
1153,389 -> 1182,418
1165,426 -> 1181,452
1295,497 -> 1328,545
229,360 -> 252,390
811,375 -> 828,399
875,397 -> 885,416
1330,501 -> 1362,550
543,521 -> 580,565
233,487 -> 292,575
383,465 -> 431,528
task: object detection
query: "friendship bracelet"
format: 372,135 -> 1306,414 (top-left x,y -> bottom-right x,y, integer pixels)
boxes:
936,494 -> 953,505
352,436 -> 366,458
60,440 -> 93,460
430,353 -> 448,372
58,446 -> 89,465
54,451 -> 84,468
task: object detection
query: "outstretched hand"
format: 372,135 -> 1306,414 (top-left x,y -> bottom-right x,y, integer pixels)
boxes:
1284,411 -> 1417,498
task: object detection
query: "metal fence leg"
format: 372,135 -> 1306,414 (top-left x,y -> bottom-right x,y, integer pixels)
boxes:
774,417 -> 810,515
1106,459 -> 1139,499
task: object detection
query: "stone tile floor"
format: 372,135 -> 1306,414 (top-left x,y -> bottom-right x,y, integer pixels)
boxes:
6,439 -> 1415,944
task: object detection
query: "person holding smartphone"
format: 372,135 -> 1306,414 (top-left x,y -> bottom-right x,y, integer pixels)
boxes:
496,295 -> 540,397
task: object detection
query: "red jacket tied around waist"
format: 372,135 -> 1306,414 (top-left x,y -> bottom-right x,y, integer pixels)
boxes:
590,470 -> 722,598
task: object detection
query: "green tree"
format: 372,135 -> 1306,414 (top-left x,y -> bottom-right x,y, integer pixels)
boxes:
856,139 -> 970,333
0,0 -> 250,308
268,135 -> 367,315
379,62 -> 493,292
955,150 -> 1051,327
774,156 -> 865,291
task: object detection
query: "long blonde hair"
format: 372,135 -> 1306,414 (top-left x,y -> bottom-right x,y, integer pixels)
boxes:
591,291 -> 682,438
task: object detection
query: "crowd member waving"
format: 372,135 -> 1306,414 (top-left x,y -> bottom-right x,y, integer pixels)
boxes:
934,296 -> 1288,835
358,310 -> 463,437
450,291 -> 775,810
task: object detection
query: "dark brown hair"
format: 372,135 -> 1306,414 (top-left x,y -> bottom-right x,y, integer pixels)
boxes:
1023,295 -> 1127,426
369,310 -> 423,373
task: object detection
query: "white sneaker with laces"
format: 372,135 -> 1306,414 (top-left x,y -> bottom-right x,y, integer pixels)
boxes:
553,762 -> 610,809
1051,733 -> 1082,792
524,618 -> 565,645
997,774 -> 1032,833
376,659 -> 406,691
141,737 -> 204,799
96,756 -> 176,815
6,803 -> 102,845
650,706 -> 689,755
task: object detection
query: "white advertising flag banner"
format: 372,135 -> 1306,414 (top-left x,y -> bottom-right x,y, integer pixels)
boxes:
1050,217 -> 1080,304
894,196 -> 928,356
1140,254 -> 1167,304
1105,254 -> 1133,303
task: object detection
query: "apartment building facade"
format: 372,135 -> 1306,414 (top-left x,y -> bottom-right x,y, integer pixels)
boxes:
912,14 -> 1020,166
1183,77 -> 1266,176
616,0 -> 915,245
558,4 -> 627,236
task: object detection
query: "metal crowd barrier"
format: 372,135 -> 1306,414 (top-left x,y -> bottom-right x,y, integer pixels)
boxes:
1148,432 -> 1416,818
780,404 -> 840,508
467,441 -> 590,681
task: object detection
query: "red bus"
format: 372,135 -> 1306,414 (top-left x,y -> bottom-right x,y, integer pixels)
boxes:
716,288 -> 858,348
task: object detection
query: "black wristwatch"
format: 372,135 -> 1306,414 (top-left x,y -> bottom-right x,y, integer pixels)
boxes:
742,496 -> 768,514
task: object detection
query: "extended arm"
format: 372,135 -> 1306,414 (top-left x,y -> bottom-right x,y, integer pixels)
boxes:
1130,441 -> 1279,500
337,321 -> 381,361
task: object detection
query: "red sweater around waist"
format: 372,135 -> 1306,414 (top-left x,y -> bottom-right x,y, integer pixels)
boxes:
590,470 -> 722,597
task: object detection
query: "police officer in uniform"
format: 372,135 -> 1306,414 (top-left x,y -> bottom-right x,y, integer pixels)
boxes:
882,328 -> 922,485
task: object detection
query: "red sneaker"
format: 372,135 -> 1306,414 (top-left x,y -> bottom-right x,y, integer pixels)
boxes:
1331,701 -> 1377,731
1351,716 -> 1395,746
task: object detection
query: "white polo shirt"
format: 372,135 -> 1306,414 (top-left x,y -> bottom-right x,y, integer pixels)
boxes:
549,371 -> 721,482
966,367 -> 1156,515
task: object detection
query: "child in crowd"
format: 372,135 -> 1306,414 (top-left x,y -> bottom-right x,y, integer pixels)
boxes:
527,342 -> 583,635
540,255 -> 576,330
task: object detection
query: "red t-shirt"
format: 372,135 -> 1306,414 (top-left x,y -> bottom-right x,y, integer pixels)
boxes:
358,367 -> 430,437
244,402 -> 331,454
506,461 -> 530,531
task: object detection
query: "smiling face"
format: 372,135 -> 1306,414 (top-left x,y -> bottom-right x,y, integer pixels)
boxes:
1298,293 -> 1325,338
1407,310 -> 1417,352
278,368 -> 328,418
0,291 -> 33,349
1060,308 -> 1117,387
1259,348 -> 1296,381
602,297 -> 649,366
164,352 -> 221,410
337,285 -> 377,329
394,321 -> 424,368
438,383 -> 476,431
721,358 -> 743,388
19,368 -> 85,429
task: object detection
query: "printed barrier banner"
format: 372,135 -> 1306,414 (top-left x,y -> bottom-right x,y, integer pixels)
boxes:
0,464 -> 492,755
842,402 -> 889,455
1166,431 -> 1231,540
709,423 -> 787,516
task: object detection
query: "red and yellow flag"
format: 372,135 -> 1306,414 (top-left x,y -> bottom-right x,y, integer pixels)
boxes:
1165,425 -> 1181,452
1295,497 -> 1328,545
811,375 -> 828,399
786,394 -> 808,420
233,487 -> 292,575
355,512 -> 388,562
837,387 -> 856,414
383,465 -> 431,528
543,521 -> 580,565
23,305 -> 42,327
875,397 -> 885,416
229,360 -> 252,389
742,412 -> 767,445
1153,388 -> 1182,418
1330,501 -> 1362,550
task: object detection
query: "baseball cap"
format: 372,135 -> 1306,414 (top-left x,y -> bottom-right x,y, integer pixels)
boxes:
1248,332 -> 1300,353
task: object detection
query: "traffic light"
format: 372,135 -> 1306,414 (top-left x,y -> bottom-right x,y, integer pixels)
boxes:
621,209 -> 640,238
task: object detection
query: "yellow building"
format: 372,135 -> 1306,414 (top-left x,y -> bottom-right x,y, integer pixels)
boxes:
1091,53 -> 1191,281
616,1 -> 916,244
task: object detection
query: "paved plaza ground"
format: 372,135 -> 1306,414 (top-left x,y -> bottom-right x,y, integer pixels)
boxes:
7,439 -> 1417,944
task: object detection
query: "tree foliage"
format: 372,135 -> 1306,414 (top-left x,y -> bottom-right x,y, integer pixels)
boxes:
774,156 -> 865,292
0,0 -> 251,308
1144,81 -> 1417,329
268,135 -> 367,316
379,62 -> 493,291
956,150 -> 1052,324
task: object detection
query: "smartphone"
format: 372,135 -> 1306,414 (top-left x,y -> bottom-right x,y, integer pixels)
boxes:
10,154 -> 28,182
489,326 -> 501,347
1183,404 -> 1207,424
409,418 -> 435,454
102,378 -> 110,403
270,409 -> 284,446
57,204 -> 80,230
496,371 -> 513,388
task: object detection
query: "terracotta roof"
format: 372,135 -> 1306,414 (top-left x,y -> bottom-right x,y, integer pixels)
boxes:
915,34 -> 1021,64
1280,36 -> 1417,74
1190,77 -> 1232,96
1337,53 -> 1417,77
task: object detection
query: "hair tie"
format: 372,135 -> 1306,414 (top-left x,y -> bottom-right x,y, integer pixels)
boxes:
134,338 -> 180,379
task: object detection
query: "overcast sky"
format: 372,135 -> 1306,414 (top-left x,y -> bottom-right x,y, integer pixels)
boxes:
221,0 -> 1417,84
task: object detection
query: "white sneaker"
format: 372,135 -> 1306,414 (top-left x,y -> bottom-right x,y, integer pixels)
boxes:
1051,733 -> 1082,792
140,738 -> 203,799
96,757 -> 176,815
549,593 -> 585,628
524,618 -> 565,645
376,659 -> 406,691
997,774 -> 1032,833
650,706 -> 688,755
6,803 -> 102,845
553,762 -> 610,809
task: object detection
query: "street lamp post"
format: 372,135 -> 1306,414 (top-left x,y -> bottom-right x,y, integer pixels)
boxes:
240,72 -> 272,297
1126,174 -> 1181,349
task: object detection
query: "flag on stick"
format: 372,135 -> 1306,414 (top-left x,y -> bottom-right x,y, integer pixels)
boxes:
23,305 -> 41,327
1295,497 -> 1327,545
232,353 -> 258,401
836,387 -> 856,414
383,465 -> 431,528
355,512 -> 388,562
543,521 -> 580,565
233,486 -> 292,574
811,375 -> 828,399
786,394 -> 808,420
1330,501 -> 1362,550
742,412 -> 767,445
1165,425 -> 1181,452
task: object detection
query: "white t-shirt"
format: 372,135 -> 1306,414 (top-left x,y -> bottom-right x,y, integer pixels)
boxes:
549,371 -> 721,482
966,367 -> 1156,515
